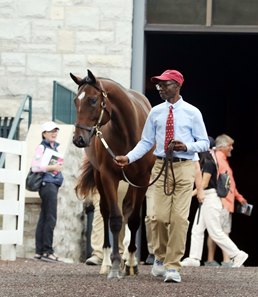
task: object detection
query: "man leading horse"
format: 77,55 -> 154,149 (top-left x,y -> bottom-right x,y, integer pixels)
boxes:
115,69 -> 209,283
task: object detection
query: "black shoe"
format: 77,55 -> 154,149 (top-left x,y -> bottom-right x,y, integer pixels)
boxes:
41,253 -> 61,263
145,254 -> 154,265
33,254 -> 42,260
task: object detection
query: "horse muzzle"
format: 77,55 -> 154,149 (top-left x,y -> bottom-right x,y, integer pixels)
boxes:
73,135 -> 89,148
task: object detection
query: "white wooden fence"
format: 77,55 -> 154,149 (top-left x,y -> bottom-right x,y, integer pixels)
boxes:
0,137 -> 27,260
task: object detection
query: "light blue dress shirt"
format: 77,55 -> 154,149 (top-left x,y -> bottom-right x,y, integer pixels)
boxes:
127,97 -> 209,163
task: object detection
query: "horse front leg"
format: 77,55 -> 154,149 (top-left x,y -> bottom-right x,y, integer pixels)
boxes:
99,215 -> 112,275
107,211 -> 123,279
98,173 -> 123,279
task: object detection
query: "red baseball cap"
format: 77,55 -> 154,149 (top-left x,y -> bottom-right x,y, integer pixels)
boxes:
151,69 -> 184,86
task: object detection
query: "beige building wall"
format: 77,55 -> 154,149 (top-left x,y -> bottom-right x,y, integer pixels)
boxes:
0,0 -> 133,126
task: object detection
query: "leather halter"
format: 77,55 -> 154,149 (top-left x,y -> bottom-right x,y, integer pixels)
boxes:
75,83 -> 110,138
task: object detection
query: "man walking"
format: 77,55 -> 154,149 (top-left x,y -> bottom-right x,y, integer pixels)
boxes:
115,69 -> 209,283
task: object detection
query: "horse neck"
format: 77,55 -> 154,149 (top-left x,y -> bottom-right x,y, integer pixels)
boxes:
102,80 -> 134,121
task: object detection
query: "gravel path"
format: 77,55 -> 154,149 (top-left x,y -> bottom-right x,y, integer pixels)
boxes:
0,258 -> 257,297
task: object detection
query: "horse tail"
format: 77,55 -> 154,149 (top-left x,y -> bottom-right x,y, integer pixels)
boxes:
75,159 -> 97,201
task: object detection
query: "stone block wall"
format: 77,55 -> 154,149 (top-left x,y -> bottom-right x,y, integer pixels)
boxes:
0,0 -> 133,125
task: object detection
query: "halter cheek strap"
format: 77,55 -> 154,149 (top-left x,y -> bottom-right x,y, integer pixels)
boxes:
75,83 -> 111,137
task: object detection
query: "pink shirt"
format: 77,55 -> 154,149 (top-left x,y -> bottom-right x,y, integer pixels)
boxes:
31,144 -> 47,172
215,150 -> 245,212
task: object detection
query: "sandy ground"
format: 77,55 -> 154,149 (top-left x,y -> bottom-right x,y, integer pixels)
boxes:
0,258 -> 257,297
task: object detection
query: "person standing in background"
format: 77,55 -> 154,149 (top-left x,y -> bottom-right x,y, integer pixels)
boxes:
31,121 -> 64,262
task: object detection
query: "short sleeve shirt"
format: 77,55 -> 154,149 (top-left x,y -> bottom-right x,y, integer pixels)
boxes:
202,159 -> 217,190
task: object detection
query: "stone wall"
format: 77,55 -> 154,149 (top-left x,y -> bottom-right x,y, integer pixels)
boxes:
0,0 -> 133,124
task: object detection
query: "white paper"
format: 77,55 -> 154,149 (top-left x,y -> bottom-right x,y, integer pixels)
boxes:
41,148 -> 63,175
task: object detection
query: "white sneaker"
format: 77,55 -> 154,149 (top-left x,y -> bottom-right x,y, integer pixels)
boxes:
164,269 -> 181,283
85,255 -> 102,265
151,259 -> 165,277
180,257 -> 200,267
232,251 -> 248,268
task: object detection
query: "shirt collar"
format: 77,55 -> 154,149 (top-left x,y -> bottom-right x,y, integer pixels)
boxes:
166,96 -> 183,109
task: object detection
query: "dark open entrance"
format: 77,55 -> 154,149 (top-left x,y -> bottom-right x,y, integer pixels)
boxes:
142,32 -> 258,266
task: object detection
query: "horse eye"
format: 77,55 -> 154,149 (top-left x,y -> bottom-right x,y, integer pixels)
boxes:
88,98 -> 98,106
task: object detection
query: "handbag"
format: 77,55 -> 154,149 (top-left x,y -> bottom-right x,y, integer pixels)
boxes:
26,169 -> 43,192
216,171 -> 230,198
214,151 -> 231,198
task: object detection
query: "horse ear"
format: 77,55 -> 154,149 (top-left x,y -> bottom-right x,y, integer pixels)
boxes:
87,69 -> 96,84
70,73 -> 82,86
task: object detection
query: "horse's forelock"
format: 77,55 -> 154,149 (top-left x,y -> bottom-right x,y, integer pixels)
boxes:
78,75 -> 97,89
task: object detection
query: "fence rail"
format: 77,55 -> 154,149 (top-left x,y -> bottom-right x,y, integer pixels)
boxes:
0,137 -> 27,260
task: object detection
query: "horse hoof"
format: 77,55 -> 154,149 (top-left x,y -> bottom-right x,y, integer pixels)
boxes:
99,265 -> 110,275
107,269 -> 123,279
125,265 -> 139,276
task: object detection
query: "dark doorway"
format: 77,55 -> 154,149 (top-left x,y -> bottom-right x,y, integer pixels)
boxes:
143,32 -> 258,266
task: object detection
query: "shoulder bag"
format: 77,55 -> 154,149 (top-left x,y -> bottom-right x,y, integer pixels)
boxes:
216,171 -> 230,198
26,169 -> 43,192
214,152 -> 231,198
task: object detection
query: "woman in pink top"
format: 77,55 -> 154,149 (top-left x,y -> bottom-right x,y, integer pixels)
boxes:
32,121 -> 64,262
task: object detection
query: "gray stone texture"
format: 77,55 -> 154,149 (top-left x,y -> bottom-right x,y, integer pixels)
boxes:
0,0 -> 133,122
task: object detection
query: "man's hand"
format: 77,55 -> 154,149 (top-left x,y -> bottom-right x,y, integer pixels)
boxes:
168,140 -> 187,152
113,156 -> 129,168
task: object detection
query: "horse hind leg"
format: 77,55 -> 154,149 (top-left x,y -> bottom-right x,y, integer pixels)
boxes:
121,186 -> 144,276
121,224 -> 138,276
124,215 -> 141,276
124,251 -> 139,276
121,224 -> 130,264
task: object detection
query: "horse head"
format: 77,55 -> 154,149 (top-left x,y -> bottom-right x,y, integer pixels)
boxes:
70,69 -> 111,147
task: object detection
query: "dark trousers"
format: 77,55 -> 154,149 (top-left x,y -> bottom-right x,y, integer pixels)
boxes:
35,183 -> 59,255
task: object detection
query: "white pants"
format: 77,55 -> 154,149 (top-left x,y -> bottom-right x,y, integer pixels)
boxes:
189,189 -> 239,260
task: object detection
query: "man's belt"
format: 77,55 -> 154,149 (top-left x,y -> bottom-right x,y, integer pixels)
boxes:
156,156 -> 189,162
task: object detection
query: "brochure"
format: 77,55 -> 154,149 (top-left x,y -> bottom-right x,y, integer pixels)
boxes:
236,203 -> 253,216
41,148 -> 63,176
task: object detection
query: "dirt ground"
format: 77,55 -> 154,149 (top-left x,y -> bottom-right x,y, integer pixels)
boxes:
0,258 -> 257,297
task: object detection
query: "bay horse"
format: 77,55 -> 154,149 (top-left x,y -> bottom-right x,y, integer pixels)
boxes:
71,69 -> 155,279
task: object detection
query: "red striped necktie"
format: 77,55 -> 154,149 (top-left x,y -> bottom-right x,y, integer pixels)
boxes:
164,105 -> 174,152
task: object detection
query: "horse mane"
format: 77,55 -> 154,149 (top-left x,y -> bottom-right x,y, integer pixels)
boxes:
75,158 -> 97,201
98,77 -> 129,91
